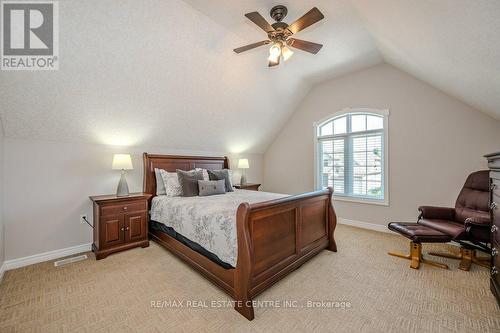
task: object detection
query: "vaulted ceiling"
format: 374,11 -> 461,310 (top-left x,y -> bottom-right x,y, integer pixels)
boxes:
350,0 -> 500,120
0,0 -> 498,154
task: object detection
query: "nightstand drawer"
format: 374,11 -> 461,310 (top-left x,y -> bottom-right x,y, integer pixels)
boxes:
100,200 -> 147,216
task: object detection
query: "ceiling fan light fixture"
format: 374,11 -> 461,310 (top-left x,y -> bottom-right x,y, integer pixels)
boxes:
268,43 -> 282,61
267,54 -> 280,63
268,58 -> 280,67
282,45 -> 293,61
234,6 -> 324,66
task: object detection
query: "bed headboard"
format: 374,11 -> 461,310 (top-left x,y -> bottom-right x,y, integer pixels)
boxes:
143,153 -> 229,199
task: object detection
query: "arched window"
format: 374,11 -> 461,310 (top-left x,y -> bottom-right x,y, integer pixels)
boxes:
314,108 -> 389,205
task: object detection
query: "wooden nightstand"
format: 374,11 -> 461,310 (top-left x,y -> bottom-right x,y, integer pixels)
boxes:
233,183 -> 261,191
89,192 -> 152,259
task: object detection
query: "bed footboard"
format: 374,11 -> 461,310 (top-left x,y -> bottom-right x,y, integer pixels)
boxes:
234,187 -> 336,320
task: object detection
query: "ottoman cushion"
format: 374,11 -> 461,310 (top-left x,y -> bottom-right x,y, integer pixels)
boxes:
417,219 -> 466,239
388,222 -> 452,243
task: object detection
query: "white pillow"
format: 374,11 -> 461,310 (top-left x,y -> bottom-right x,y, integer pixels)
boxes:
154,168 -> 167,195
160,169 -> 182,197
195,168 -> 210,181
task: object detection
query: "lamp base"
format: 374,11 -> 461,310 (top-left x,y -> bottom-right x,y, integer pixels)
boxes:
240,174 -> 247,186
117,170 -> 130,197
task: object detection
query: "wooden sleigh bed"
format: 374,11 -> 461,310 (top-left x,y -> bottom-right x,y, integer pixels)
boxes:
143,153 -> 337,320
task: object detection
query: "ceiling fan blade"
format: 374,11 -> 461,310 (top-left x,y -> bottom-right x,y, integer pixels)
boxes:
287,7 -> 324,35
245,11 -> 275,33
268,56 -> 280,67
287,38 -> 323,54
233,40 -> 270,54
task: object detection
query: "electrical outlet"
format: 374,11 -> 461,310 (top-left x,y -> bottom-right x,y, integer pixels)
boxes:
80,214 -> 88,224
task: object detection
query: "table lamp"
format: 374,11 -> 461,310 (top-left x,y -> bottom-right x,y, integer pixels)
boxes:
112,154 -> 133,196
237,158 -> 249,185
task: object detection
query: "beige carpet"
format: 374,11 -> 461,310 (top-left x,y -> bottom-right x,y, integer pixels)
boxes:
0,225 -> 499,332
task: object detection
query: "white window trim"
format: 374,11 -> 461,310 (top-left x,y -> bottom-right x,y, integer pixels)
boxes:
313,108 -> 390,206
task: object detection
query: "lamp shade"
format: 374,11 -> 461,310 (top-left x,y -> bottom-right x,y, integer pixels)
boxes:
237,158 -> 249,169
112,154 -> 133,170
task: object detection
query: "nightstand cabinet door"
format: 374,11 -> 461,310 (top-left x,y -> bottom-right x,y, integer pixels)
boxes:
125,212 -> 147,242
100,214 -> 125,248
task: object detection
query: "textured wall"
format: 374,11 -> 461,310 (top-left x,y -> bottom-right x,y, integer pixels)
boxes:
263,64 -> 500,225
3,139 -> 263,260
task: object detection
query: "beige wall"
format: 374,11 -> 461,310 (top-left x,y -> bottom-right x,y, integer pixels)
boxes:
263,64 -> 500,225
3,139 -> 263,260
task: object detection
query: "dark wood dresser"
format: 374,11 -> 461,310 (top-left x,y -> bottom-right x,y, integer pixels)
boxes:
89,193 -> 152,259
485,152 -> 500,306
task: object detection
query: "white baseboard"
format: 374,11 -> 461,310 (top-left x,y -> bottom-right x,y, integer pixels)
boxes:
338,218 -> 391,233
3,243 -> 91,271
0,262 -> 6,283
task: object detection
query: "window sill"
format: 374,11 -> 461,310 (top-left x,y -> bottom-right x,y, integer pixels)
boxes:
332,195 -> 389,206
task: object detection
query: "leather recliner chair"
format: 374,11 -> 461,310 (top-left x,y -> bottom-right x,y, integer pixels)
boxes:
417,170 -> 491,270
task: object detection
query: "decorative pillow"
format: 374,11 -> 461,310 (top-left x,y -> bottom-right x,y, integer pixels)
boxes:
207,169 -> 234,192
160,169 -> 182,197
195,168 -> 210,181
154,168 -> 167,195
198,180 -> 226,196
177,169 -> 204,197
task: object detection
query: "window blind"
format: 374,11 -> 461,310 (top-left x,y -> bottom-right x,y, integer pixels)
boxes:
318,113 -> 384,201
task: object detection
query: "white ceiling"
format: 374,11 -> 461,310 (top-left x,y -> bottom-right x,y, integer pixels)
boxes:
0,0 -> 498,154
183,0 -> 383,84
350,0 -> 500,120
186,0 -> 500,119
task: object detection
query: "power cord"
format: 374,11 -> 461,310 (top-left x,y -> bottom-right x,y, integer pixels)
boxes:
83,216 -> 94,229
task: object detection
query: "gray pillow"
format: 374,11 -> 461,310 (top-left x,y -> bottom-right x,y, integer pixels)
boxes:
208,169 -> 234,192
154,168 -> 166,195
198,180 -> 226,196
176,169 -> 204,197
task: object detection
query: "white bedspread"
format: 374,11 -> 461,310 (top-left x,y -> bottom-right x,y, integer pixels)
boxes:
150,190 -> 288,266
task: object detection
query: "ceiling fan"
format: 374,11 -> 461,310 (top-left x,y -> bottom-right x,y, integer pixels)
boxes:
234,5 -> 324,67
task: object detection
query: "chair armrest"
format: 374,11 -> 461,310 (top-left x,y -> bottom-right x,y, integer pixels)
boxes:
464,216 -> 492,244
464,216 -> 491,228
418,206 -> 455,220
